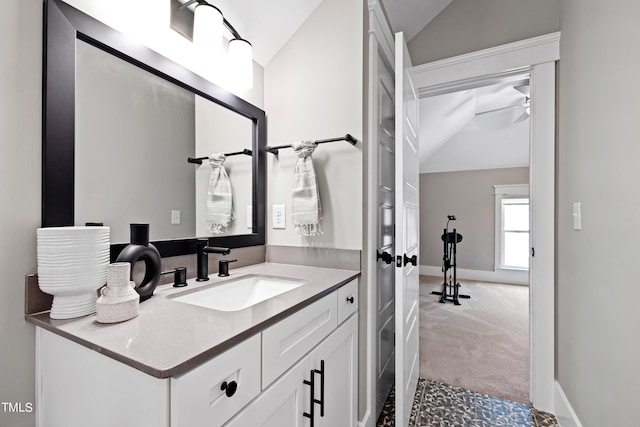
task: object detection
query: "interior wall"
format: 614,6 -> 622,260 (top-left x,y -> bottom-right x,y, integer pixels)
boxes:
557,1 -> 640,425
0,1 -> 41,426
408,0 -> 560,65
264,0 -> 363,250
419,167 -> 529,271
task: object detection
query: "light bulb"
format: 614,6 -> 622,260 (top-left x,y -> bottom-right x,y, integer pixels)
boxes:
193,3 -> 223,57
228,38 -> 253,90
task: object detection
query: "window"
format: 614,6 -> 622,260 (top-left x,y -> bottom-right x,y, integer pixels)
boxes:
494,184 -> 529,270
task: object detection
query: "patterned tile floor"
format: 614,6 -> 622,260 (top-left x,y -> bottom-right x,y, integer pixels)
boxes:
376,378 -> 558,427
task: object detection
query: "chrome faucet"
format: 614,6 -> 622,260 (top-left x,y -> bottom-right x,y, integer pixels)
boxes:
196,239 -> 231,281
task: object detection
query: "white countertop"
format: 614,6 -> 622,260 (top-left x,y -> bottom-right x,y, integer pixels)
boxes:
27,262 -> 360,378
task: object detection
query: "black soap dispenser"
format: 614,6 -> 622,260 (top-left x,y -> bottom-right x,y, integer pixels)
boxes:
116,223 -> 161,302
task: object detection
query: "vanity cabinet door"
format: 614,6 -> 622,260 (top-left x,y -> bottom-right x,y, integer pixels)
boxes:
225,356 -> 310,427
308,313 -> 358,427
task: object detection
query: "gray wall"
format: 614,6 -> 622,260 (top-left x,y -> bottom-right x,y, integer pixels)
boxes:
408,0 -> 560,65
264,0 -> 363,250
420,168 -> 529,271
557,1 -> 640,425
0,1 -> 40,426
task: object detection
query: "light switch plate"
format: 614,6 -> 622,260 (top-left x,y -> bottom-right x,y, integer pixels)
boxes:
246,205 -> 253,229
272,204 -> 286,229
171,210 -> 181,225
572,202 -> 581,230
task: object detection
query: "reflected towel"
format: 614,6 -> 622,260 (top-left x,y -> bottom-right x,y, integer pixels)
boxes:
206,153 -> 234,234
291,141 -> 322,236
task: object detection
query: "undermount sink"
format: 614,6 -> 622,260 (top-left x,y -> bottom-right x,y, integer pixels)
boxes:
171,274 -> 308,312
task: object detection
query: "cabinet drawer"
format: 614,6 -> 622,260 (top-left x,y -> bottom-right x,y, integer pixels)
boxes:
337,279 -> 358,325
262,292 -> 337,387
171,334 -> 261,427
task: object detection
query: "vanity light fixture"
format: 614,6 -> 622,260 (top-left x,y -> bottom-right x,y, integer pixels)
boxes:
179,0 -> 254,89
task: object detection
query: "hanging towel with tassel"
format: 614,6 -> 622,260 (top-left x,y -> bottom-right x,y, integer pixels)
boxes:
291,140 -> 322,236
206,153 -> 235,234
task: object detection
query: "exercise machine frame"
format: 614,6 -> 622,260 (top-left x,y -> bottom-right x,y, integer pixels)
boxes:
431,216 -> 470,305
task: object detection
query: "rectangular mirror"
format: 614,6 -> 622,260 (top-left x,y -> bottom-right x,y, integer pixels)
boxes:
43,0 -> 266,258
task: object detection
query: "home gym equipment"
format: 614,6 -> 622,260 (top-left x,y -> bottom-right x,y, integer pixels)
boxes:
431,215 -> 471,305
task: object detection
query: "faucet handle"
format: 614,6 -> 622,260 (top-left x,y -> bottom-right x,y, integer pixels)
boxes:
160,267 -> 188,287
218,259 -> 238,277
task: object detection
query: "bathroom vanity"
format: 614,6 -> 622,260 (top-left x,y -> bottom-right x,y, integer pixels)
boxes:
28,263 -> 359,427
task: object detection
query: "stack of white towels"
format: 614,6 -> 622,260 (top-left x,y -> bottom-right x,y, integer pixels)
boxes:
36,226 -> 110,319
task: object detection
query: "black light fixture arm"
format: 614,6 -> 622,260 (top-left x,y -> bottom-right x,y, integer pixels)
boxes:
179,0 -> 245,41
188,148 -> 252,165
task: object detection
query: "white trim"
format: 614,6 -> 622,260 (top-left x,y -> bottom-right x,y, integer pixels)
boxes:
410,32 -> 559,412
528,59 -> 556,412
554,381 -> 584,427
412,32 -> 560,92
494,184 -> 530,196
368,0 -> 394,68
420,265 -> 528,286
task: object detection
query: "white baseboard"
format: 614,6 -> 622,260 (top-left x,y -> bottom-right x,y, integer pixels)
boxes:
554,381 -> 583,427
419,265 -> 528,285
358,412 -> 371,427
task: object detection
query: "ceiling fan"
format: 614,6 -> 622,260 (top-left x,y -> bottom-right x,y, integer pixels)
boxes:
474,84 -> 530,123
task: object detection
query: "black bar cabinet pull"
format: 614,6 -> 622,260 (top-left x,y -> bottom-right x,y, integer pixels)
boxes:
303,369 -> 315,426
303,360 -> 326,425
187,148 -> 252,165
265,134 -> 357,155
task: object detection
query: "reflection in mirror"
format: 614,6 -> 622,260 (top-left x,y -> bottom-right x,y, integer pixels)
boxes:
43,0 -> 265,257
74,40 -> 254,244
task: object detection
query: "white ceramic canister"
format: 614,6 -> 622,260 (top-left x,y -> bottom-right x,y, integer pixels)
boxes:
96,262 -> 140,323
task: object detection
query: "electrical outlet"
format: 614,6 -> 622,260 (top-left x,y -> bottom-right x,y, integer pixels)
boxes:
272,204 -> 286,229
246,205 -> 253,229
171,210 -> 181,225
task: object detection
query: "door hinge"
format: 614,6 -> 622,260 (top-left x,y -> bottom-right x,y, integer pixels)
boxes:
531,247 -> 535,257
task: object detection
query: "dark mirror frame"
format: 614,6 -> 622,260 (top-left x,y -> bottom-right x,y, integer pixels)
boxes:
42,0 -> 266,260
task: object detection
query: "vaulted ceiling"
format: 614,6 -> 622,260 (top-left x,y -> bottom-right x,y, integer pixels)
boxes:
203,0 -> 527,173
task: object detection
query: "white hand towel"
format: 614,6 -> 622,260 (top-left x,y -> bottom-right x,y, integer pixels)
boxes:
291,140 -> 322,236
206,153 -> 235,234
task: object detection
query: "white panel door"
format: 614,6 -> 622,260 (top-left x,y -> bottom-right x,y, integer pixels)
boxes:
375,48 -> 396,417
394,31 -> 420,427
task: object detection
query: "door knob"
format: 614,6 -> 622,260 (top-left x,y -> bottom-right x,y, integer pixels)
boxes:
376,250 -> 393,264
403,254 -> 417,266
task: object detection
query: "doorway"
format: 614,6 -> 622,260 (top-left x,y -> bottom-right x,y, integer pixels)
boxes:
365,27 -> 559,426
409,33 -> 557,414
417,75 -> 532,403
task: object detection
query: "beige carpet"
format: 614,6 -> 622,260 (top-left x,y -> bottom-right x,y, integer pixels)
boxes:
419,275 -> 530,403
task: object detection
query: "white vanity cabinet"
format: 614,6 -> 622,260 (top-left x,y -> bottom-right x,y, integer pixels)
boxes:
227,314 -> 358,427
35,278 -> 358,427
